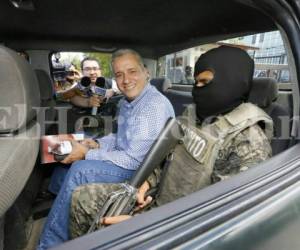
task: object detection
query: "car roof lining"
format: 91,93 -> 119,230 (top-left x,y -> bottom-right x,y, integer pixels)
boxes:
0,0 -> 276,58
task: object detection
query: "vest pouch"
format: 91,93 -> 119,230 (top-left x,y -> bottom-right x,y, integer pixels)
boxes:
156,138 -> 220,206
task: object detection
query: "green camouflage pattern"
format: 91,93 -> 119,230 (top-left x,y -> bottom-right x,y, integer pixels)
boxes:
69,104 -> 272,239
212,123 -> 271,182
154,123 -> 271,206
69,183 -> 123,239
69,124 -> 271,238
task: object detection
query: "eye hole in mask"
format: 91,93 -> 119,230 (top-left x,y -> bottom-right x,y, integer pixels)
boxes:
194,69 -> 214,87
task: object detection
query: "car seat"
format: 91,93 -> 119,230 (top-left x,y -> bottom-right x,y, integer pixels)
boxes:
150,77 -> 193,116
0,45 -> 42,249
150,77 -> 172,93
248,77 -> 290,155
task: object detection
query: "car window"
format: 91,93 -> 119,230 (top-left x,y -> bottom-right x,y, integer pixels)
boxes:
50,51 -> 112,93
17,51 -> 29,61
242,31 -> 290,84
158,30 -> 291,86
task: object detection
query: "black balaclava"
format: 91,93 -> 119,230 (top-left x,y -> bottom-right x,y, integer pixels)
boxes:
192,46 -> 254,122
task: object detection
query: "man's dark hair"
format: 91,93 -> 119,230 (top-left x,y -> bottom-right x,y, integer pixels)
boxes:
81,57 -> 101,70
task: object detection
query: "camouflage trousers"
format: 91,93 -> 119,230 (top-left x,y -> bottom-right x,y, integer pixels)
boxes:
69,183 -> 124,239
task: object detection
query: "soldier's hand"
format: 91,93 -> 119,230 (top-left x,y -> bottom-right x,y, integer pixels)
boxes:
61,140 -> 88,164
135,181 -> 152,210
101,215 -> 132,225
88,95 -> 103,107
98,182 -> 152,226
80,138 -> 100,149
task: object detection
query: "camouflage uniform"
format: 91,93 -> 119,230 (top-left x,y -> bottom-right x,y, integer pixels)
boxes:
70,183 -> 122,239
69,103 -> 273,239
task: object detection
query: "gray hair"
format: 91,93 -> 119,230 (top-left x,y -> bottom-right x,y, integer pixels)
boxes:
111,49 -> 145,69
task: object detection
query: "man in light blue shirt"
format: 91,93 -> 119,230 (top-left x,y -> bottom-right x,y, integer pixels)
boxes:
38,49 -> 174,249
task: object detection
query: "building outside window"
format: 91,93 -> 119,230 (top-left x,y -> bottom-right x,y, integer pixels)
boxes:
160,31 -> 290,84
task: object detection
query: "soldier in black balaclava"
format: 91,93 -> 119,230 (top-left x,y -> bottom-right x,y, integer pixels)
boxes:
192,45 -> 254,122
68,46 -> 274,236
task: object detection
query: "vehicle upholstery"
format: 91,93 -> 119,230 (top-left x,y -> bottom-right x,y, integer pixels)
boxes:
150,78 -> 193,116
35,69 -> 57,134
0,45 -> 40,218
0,0 -> 275,57
249,77 -> 291,155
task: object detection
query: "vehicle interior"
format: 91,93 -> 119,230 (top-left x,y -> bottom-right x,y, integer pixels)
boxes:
1,0 -> 300,249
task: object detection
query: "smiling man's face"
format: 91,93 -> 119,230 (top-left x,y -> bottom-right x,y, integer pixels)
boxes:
113,54 -> 148,101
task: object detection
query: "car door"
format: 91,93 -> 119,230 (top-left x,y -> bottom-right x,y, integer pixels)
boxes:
53,0 -> 300,249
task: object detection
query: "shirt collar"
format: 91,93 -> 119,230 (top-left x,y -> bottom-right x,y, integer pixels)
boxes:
123,82 -> 151,108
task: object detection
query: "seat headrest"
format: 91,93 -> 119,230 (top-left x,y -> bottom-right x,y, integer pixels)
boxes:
0,46 -> 40,133
35,69 -> 54,101
150,78 -> 172,93
248,77 -> 278,108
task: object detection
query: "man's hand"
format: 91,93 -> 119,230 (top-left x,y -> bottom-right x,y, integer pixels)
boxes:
88,95 -> 103,107
136,181 -> 152,210
73,69 -> 82,81
59,88 -> 77,100
100,215 -> 132,225
105,89 -> 115,100
80,138 -> 100,149
99,181 -> 152,226
61,140 -> 89,164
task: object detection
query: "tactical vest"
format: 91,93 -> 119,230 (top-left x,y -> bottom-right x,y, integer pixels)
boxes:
156,103 -> 273,206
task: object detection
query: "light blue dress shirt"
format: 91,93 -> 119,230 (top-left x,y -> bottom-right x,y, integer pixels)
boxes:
85,83 -> 175,170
